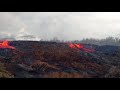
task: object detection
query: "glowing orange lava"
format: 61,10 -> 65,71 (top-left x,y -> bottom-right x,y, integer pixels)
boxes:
0,40 -> 16,49
68,43 -> 95,52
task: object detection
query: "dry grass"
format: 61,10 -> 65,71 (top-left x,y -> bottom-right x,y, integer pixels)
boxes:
31,60 -> 59,72
0,62 -> 14,78
43,72 -> 90,78
105,66 -> 120,78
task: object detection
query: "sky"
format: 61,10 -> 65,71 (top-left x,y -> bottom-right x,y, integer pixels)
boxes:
0,12 -> 120,41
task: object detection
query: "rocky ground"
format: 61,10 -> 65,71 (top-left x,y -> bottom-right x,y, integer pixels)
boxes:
0,41 -> 120,78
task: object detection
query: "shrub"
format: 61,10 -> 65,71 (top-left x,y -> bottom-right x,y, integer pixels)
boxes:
31,60 -> 59,72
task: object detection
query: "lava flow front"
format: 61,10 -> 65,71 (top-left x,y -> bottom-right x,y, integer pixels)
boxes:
68,43 -> 95,52
0,40 -> 16,49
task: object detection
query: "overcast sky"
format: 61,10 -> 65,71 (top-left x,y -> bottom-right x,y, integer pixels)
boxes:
0,12 -> 120,41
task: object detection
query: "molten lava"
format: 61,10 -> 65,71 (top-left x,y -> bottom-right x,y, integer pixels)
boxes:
68,43 -> 95,52
0,40 -> 16,49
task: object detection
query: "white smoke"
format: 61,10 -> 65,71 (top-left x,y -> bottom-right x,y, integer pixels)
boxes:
15,27 -> 41,41
1,12 -> 120,41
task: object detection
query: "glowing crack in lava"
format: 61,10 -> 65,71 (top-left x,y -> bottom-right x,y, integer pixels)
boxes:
68,43 -> 95,52
0,40 -> 16,49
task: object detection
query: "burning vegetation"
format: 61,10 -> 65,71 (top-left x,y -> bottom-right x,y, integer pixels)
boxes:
0,40 -> 16,49
68,43 -> 95,52
0,40 -> 120,78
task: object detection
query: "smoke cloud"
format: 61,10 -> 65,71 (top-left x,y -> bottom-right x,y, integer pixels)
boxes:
0,12 -> 120,41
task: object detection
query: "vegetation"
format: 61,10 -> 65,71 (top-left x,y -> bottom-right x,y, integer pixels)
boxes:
43,72 -> 90,78
0,62 -> 14,78
0,40 -> 120,78
80,37 -> 120,46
